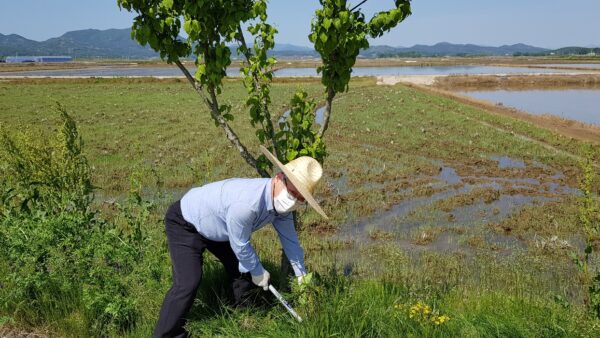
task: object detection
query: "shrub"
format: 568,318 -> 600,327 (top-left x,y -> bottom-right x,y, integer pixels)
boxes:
0,104 -> 151,336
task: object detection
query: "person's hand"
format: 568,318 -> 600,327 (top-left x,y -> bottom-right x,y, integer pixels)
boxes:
251,270 -> 270,291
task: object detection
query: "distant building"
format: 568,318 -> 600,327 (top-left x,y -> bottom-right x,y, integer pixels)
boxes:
5,56 -> 73,63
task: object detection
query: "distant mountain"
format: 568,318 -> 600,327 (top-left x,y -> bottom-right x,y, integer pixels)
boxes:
0,28 -> 595,59
551,46 -> 600,56
0,28 -> 158,58
270,43 -> 317,57
361,42 -> 549,57
0,33 -> 42,56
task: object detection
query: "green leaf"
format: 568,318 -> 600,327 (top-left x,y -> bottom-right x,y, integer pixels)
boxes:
194,64 -> 206,80
286,150 -> 298,162
161,0 -> 173,10
333,18 -> 342,30
339,11 -> 349,23
319,32 -> 328,43
323,18 -> 332,30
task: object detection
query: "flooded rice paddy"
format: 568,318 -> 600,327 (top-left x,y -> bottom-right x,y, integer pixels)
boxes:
330,154 -> 580,270
536,63 -> 600,69
274,66 -> 579,77
458,89 -> 600,125
0,65 -> 585,78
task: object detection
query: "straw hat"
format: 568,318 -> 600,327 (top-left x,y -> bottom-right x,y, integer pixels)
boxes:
260,145 -> 328,219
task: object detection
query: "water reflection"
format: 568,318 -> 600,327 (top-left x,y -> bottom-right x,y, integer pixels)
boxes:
274,66 -> 577,77
459,89 -> 600,125
1,65 -> 581,77
537,63 -> 600,69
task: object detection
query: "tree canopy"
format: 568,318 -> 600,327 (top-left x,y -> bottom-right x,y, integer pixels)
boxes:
117,0 -> 412,175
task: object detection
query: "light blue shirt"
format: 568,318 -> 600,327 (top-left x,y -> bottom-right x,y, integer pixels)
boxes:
180,178 -> 306,277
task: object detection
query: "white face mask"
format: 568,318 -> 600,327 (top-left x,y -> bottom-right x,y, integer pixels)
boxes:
274,186 -> 300,214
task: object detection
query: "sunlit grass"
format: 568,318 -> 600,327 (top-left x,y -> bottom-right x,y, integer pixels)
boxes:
1,77 -> 599,336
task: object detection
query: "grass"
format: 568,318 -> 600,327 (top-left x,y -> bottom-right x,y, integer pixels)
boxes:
1,77 -> 599,336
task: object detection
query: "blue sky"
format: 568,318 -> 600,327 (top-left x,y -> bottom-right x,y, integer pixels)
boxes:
1,0 -> 598,48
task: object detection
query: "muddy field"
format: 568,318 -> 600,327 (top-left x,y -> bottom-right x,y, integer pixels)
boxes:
2,55 -> 600,73
376,75 -> 600,146
1,77 -> 599,336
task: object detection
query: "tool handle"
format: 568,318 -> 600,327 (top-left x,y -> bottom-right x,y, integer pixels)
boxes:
268,284 -> 303,323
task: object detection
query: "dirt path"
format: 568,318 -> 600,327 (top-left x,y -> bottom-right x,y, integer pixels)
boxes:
376,75 -> 441,86
376,72 -> 597,87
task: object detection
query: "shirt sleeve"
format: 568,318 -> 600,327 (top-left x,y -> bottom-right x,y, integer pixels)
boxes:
273,213 -> 306,277
226,203 -> 264,276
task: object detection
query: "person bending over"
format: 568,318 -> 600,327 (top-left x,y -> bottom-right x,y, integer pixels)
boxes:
153,146 -> 328,338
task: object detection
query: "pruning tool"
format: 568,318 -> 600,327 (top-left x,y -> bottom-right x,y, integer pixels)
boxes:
268,284 -> 303,322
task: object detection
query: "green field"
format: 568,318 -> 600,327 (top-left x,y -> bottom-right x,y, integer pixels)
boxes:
1,77 -> 599,337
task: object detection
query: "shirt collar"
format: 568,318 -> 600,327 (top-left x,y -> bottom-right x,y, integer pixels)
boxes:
264,178 -> 275,214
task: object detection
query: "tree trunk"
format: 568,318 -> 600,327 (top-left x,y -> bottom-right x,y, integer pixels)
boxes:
174,59 -> 269,178
207,87 -> 270,178
318,86 -> 336,138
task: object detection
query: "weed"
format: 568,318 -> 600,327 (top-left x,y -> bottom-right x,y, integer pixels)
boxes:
571,145 -> 600,317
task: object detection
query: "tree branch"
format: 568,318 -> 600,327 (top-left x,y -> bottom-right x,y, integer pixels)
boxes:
175,58 -> 269,178
174,59 -> 202,93
237,26 -> 281,161
317,86 -> 336,139
350,0 -> 369,12
207,86 -> 270,178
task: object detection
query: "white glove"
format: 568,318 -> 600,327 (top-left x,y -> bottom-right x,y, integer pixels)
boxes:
251,270 -> 270,291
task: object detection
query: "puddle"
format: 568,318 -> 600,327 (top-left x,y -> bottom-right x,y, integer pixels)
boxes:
338,157 -> 578,258
346,183 -> 476,237
316,106 -> 326,125
458,89 -> 600,126
327,175 -> 352,195
491,155 -> 526,169
278,105 -> 326,127
436,166 -> 462,184
447,194 -> 553,226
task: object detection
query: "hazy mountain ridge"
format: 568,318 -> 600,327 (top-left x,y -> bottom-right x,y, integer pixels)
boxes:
0,29 -> 157,58
0,28 -> 596,59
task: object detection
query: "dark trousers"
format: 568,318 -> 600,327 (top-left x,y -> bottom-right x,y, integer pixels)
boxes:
153,201 -> 255,338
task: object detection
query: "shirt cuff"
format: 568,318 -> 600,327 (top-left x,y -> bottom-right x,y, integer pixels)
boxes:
291,262 -> 306,277
249,263 -> 265,277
